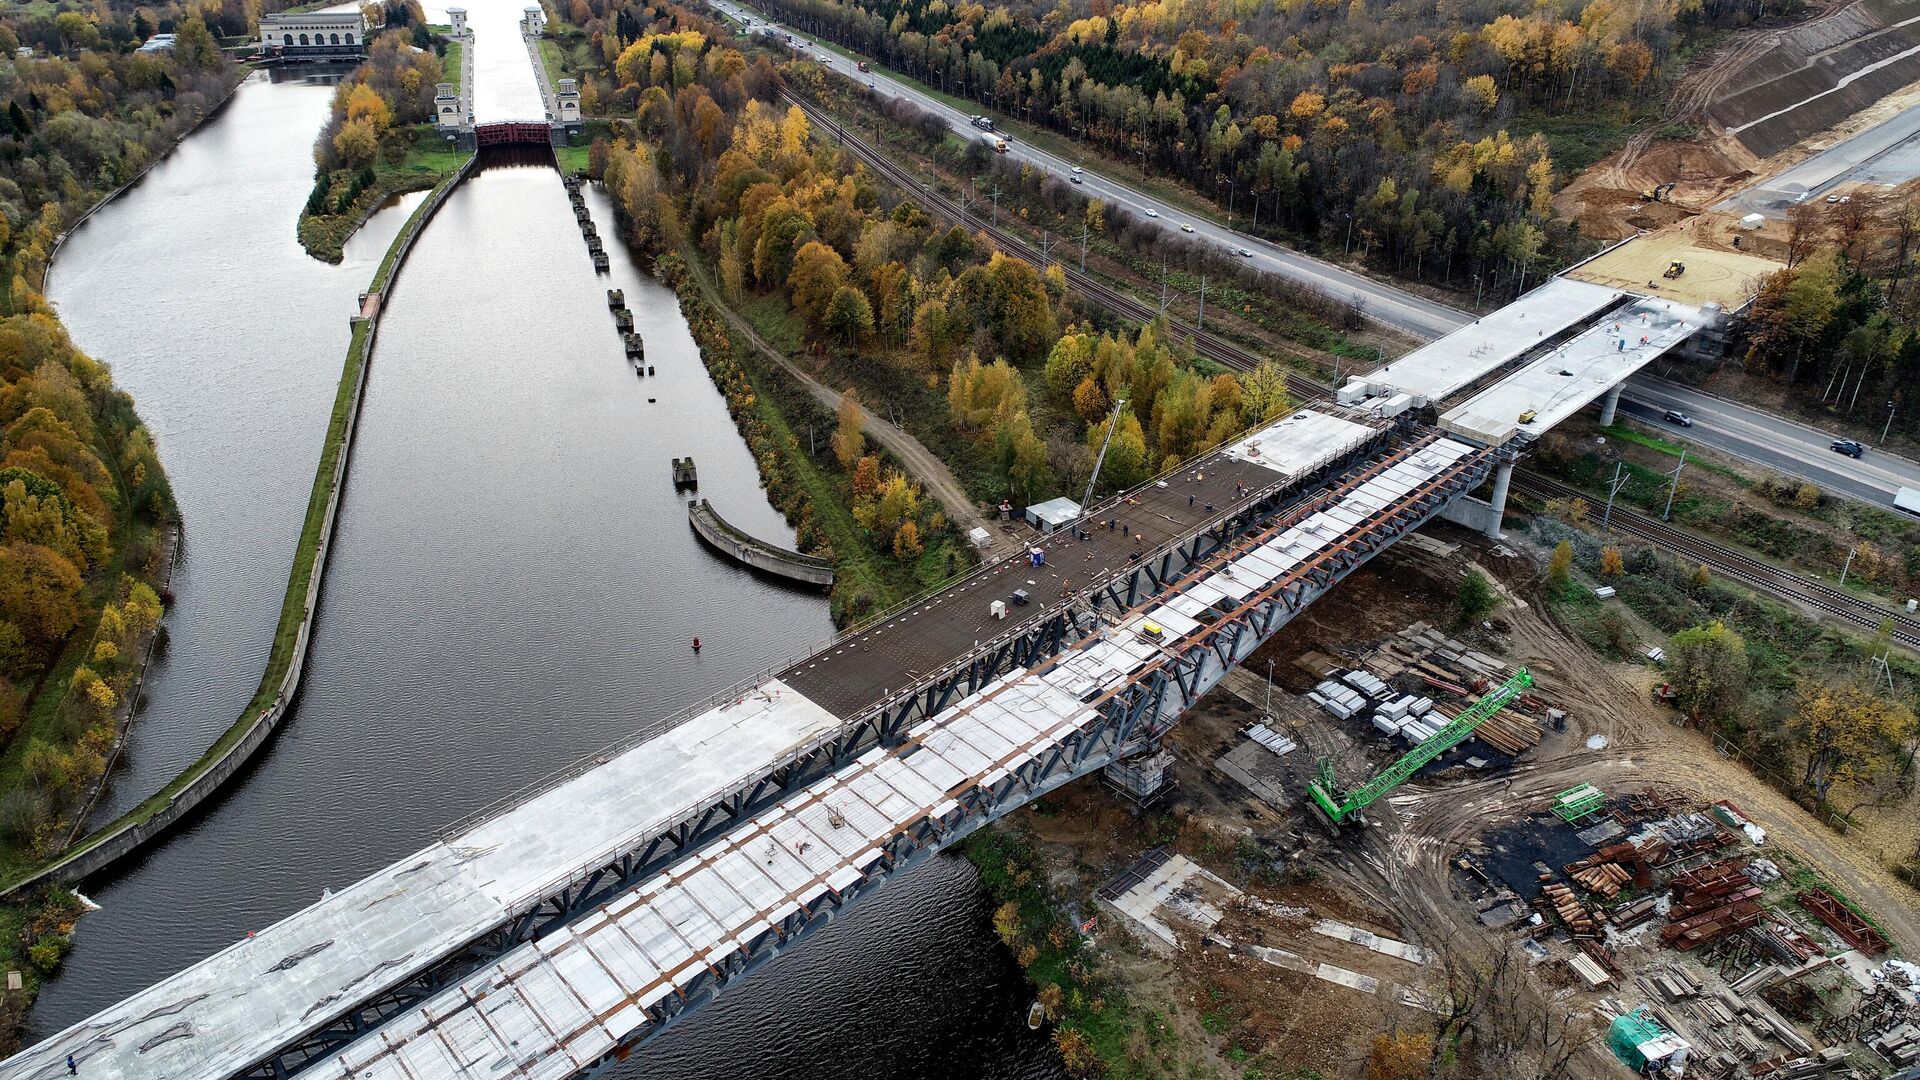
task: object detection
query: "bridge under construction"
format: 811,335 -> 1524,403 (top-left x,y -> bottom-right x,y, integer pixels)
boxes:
6,403 -> 1514,1080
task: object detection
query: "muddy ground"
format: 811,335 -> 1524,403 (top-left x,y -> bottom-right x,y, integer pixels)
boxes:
1002,522 -> 1920,1079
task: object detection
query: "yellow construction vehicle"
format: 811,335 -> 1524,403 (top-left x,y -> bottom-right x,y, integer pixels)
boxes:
1640,182 -> 1677,202
1663,260 -> 1685,279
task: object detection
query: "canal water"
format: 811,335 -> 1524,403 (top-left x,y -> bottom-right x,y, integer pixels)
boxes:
46,69 -> 420,824
34,15 -> 1065,1077
466,0 -> 545,122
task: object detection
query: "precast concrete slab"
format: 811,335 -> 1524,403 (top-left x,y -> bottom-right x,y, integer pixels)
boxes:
1221,410 -> 1378,476
1345,278 -> 1624,408
1440,299 -> 1708,446
298,434 -> 1488,1079
17,418 -> 1490,1080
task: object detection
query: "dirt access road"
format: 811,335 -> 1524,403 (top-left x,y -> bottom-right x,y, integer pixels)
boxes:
708,300 -> 1012,560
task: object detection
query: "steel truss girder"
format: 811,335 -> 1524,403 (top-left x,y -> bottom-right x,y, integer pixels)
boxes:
246,429 -> 1412,1079
1117,448 -> 1493,749
575,703 -> 1142,1079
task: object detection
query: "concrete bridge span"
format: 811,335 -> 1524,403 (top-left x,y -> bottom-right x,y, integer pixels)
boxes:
4,409 -> 1498,1080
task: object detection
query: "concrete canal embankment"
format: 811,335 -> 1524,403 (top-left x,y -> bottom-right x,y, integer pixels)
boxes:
2,156 -> 479,896
689,498 -> 836,588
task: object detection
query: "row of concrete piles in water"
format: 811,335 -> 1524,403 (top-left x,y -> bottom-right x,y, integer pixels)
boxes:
573,174 -> 652,378
565,172 -> 610,272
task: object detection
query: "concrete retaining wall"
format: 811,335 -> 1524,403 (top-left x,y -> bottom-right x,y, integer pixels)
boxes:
3,155 -> 480,896
688,499 -> 835,587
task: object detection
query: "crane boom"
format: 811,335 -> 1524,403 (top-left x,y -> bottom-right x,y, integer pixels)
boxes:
1308,668 -> 1534,823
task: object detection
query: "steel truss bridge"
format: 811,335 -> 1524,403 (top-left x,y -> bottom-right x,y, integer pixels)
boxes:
9,413 -> 1495,1080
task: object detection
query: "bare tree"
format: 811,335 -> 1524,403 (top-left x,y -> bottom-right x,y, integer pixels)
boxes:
1427,942 -> 1604,1078
1785,202 -> 1822,269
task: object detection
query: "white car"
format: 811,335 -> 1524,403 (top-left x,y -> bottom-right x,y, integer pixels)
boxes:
1180,223 -> 1194,233
1235,247 -> 1252,257
1071,165 -> 1084,175
1145,208 -> 1159,218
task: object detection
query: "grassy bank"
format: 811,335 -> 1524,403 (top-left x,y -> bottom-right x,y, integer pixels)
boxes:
1535,415 -> 1920,607
3,162 -> 469,897
658,248 -> 965,623
1530,510 -> 1920,858
299,126 -> 468,262
964,826 -> 1202,1079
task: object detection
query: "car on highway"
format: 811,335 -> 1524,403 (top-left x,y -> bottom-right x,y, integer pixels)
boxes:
1145,208 -> 1159,218
1069,175 -> 1082,184
1831,438 -> 1866,458
1235,247 -> 1253,257
1662,409 -> 1692,427
1180,223 -> 1194,233
1071,166 -> 1084,175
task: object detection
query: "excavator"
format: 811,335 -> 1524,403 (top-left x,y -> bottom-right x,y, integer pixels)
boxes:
1640,182 -> 1677,203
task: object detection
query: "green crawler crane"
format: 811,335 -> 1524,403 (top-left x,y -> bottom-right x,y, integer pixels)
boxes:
1308,668 -> 1534,824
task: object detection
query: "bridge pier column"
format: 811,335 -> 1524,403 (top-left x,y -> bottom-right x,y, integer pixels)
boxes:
1484,460 -> 1513,539
1598,381 -> 1623,427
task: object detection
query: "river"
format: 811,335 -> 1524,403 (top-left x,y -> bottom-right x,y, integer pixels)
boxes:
33,16 -> 1062,1079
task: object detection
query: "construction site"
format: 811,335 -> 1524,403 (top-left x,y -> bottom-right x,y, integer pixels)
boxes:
1550,0 -> 1920,328
1002,523 -> 1920,1080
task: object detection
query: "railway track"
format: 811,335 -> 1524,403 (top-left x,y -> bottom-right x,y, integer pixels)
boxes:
783,92 -> 1327,392
790,92 -> 1919,650
1513,472 -> 1920,650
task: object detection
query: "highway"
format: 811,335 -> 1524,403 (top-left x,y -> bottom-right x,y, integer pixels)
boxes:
706,0 -> 1470,340
1620,373 -> 1920,505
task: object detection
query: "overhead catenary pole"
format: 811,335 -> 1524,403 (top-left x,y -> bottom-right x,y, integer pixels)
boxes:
1601,460 -> 1627,531
1661,448 -> 1686,521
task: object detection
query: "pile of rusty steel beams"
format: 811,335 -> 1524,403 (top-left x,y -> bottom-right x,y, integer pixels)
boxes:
1661,899 -> 1765,951
1795,889 -> 1887,955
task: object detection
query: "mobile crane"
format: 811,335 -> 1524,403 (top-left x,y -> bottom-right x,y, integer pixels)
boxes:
1307,668 -> 1533,824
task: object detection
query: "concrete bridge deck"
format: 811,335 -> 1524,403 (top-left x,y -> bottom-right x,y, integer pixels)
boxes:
4,408 -> 1490,1080
307,432 -> 1490,1080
